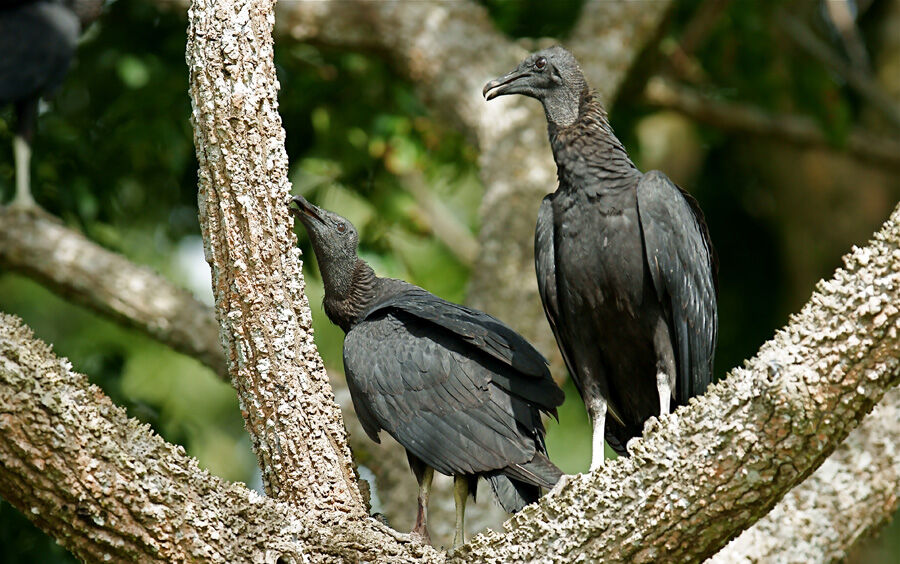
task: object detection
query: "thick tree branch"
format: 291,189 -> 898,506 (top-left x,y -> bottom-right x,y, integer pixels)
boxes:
709,385 -> 900,563
0,313 -> 440,563
643,77 -> 900,171
456,203 -> 900,562
0,207 -> 227,377
186,0 -> 363,511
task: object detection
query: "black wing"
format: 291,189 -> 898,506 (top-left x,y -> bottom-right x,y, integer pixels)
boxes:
636,170 -> 718,404
534,195 -> 627,428
0,3 -> 79,103
363,287 -> 553,381
343,310 -> 555,485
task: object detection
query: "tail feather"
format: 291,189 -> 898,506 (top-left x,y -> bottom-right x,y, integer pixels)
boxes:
486,474 -> 539,513
487,452 -> 562,513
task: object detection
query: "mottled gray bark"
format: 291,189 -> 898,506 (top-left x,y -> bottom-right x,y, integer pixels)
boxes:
709,385 -> 900,564
186,0 -> 362,511
0,208 -> 226,377
0,314 -> 441,563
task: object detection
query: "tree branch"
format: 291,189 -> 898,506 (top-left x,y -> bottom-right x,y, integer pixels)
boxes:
709,385 -> 900,563
0,207 -> 227,377
0,313 -> 440,563
643,77 -> 900,171
456,203 -> 900,562
779,12 -> 900,132
186,0 -> 363,511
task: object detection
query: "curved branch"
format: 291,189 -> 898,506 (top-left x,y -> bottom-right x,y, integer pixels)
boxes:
0,208 -> 226,377
709,385 -> 900,563
0,313 -> 440,563
455,203 -> 900,562
643,77 -> 900,171
186,0 -> 363,511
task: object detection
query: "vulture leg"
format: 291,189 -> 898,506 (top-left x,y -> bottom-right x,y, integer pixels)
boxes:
11,135 -> 33,208
452,474 -> 468,548
410,458 -> 434,544
657,372 -> 671,416
10,100 -> 37,209
588,396 -> 607,472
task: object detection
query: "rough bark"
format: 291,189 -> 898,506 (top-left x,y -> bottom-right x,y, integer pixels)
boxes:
0,314 -> 441,563
186,0 -> 362,511
0,208 -> 226,377
709,385 -> 900,563
455,203 -> 900,562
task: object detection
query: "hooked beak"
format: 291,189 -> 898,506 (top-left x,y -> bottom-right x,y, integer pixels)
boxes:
288,195 -> 324,223
483,68 -> 530,101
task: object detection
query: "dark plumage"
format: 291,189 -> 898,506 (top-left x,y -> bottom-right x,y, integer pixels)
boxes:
288,195 -> 563,546
0,0 -> 100,208
484,46 -> 717,470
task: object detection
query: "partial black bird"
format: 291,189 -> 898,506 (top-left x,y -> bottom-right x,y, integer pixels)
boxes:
0,0 -> 102,209
484,46 -> 717,470
288,195 -> 564,547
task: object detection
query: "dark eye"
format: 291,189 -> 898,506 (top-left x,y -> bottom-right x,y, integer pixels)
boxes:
534,57 -> 547,70
336,222 -> 346,233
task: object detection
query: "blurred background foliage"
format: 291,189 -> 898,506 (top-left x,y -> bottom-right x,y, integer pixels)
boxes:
1,0 -> 898,562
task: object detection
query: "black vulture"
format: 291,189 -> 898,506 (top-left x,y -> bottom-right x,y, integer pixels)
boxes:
288,195 -> 563,546
0,0 -> 101,209
483,46 -> 717,470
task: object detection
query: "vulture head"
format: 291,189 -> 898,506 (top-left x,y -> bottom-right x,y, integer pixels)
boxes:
288,195 -> 360,298
483,45 -> 587,127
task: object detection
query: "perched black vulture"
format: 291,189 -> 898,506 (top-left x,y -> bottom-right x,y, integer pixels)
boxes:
484,46 -> 717,470
288,195 -> 563,546
0,0 -> 101,208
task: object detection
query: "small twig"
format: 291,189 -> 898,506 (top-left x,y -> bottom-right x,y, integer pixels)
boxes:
778,12 -> 900,132
643,77 -> 900,170
400,172 -> 480,268
0,206 -> 227,378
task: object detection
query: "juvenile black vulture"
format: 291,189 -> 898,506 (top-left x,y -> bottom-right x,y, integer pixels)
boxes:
0,0 -> 101,208
483,46 -> 717,470
288,195 -> 563,546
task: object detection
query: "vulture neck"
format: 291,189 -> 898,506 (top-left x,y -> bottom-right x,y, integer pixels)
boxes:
323,259 -> 379,333
548,91 -> 640,194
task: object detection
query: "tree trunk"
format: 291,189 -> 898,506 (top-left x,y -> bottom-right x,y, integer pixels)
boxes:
186,0 -> 362,511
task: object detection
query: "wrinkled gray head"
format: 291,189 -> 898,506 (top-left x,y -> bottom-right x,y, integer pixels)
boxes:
288,195 -> 360,298
483,45 -> 587,127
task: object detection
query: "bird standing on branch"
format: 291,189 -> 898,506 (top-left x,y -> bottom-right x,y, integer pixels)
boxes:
484,46 -> 718,470
288,195 -> 563,547
0,0 -> 101,209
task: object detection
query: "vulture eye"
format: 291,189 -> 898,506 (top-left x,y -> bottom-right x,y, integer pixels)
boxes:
534,57 -> 547,70
336,222 -> 347,233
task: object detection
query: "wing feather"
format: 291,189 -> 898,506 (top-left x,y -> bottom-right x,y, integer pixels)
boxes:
636,170 -> 718,403
343,311 -> 546,479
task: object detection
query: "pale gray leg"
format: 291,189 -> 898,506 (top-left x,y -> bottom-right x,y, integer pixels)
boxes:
11,135 -> 35,209
452,474 -> 468,548
588,397 -> 607,472
412,466 -> 434,544
657,371 -> 671,416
